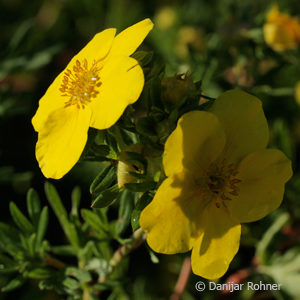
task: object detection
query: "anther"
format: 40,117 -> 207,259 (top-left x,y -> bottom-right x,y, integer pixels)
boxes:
60,58 -> 102,109
229,191 -> 239,196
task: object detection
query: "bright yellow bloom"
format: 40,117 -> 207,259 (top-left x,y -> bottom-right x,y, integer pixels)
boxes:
140,90 -> 292,279
32,19 -> 153,179
154,6 -> 177,30
176,26 -> 205,58
295,81 -> 300,105
263,5 -> 300,51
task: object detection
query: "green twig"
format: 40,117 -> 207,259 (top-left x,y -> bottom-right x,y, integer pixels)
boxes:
44,254 -> 66,269
99,228 -> 146,282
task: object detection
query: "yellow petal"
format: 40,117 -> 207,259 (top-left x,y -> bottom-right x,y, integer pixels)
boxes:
74,28 -> 116,63
36,106 -> 91,179
109,19 -> 154,57
228,149 -> 292,223
32,72 -> 67,132
264,23 -> 296,51
163,111 -> 226,177
89,56 -> 144,129
191,202 -> 241,279
264,5 -> 300,51
266,4 -> 280,22
140,172 -> 206,254
210,90 -> 269,164
32,28 -> 116,132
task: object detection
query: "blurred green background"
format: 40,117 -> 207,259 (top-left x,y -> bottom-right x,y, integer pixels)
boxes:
1,0 -> 300,299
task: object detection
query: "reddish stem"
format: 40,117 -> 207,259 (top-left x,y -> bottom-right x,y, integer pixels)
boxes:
170,258 -> 192,300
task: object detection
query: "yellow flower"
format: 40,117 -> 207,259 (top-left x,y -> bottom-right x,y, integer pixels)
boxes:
140,90 -> 292,279
176,26 -> 205,58
263,5 -> 300,51
154,6 -> 177,30
32,19 -> 153,179
295,81 -> 300,105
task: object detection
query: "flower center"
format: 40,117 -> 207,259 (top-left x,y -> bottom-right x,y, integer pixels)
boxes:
60,59 -> 102,109
196,160 -> 241,209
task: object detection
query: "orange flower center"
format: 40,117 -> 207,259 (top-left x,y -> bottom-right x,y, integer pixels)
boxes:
60,59 -> 102,109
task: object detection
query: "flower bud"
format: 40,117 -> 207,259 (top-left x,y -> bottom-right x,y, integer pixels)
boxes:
161,74 -> 196,104
117,144 -> 144,188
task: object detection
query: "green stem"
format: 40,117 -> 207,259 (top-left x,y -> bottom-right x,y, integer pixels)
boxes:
44,254 -> 66,269
99,228 -> 146,282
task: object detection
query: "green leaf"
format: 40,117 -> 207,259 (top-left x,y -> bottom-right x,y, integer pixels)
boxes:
65,267 -> 92,283
51,245 -> 77,256
261,246 -> 300,298
26,45 -> 62,70
144,77 -> 164,113
28,268 -> 53,279
45,182 -> 80,249
44,182 -> 68,219
9,19 -> 34,50
117,190 -> 135,235
125,181 -> 157,192
36,206 -> 49,249
149,249 -> 159,264
0,254 -> 15,265
0,266 -> 19,275
90,144 -> 111,157
92,280 -> 121,292
104,131 -> 119,158
63,277 -> 80,290
85,258 -> 111,277
19,234 -> 29,251
136,117 -> 157,137
27,233 -> 36,256
90,164 -> 115,195
131,51 -> 153,67
125,151 -> 148,171
256,213 -> 289,264
71,186 -> 81,217
128,172 -> 146,180
81,209 -> 109,235
273,119 -> 294,160
0,229 -> 21,256
0,222 -> 19,242
79,240 -> 94,262
26,188 -> 41,227
131,193 -> 153,231
1,275 -> 25,292
91,184 -> 121,208
9,202 -> 34,235
118,128 -> 136,145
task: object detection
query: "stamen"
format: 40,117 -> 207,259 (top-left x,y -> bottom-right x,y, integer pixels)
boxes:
200,161 -> 242,209
60,59 -> 102,109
